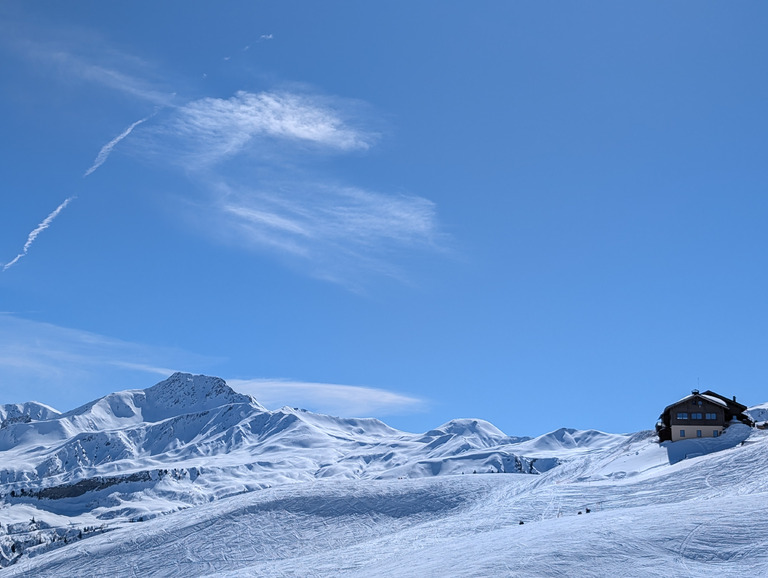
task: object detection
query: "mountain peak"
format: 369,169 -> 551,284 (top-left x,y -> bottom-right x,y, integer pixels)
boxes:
52,373 -> 263,430
0,401 -> 60,427
431,418 -> 506,438
148,372 -> 245,402
141,373 -> 263,420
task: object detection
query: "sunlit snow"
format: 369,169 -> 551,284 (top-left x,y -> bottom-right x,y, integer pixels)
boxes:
1,373 -> 766,576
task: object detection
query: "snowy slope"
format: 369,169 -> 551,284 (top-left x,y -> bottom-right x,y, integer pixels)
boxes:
4,429 -> 768,577
1,373 -> 766,575
0,372 -> 563,565
0,402 -> 60,426
747,401 -> 768,424
0,374 -> 547,496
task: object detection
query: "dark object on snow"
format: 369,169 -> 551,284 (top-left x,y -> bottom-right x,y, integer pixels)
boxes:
577,511 -> 582,515
585,508 -> 591,513
519,521 -> 524,525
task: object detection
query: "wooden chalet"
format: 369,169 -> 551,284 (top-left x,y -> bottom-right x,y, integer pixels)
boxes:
656,389 -> 753,442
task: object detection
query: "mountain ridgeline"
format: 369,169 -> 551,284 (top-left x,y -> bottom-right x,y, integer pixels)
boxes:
2,373 -> 767,573
0,373 -> 565,500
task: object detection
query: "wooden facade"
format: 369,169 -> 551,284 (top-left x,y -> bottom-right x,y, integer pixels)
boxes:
656,389 -> 752,442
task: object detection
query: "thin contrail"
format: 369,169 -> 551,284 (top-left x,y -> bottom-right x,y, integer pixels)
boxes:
2,196 -> 76,272
83,114 -> 152,177
3,114 -> 153,270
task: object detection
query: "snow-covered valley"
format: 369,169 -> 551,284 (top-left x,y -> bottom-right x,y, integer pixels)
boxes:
1,373 -> 767,576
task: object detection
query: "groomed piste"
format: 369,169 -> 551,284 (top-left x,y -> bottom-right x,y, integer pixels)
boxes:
2,373 -> 767,576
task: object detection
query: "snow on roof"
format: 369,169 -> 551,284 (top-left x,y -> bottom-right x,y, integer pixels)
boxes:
664,392 -> 727,413
700,394 -> 728,408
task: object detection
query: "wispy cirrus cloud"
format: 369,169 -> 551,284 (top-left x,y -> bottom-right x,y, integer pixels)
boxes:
208,181 -> 441,281
6,17 -> 444,285
152,90 -> 374,168
0,314 -> 425,418
7,30 -> 175,106
55,53 -> 174,105
84,114 -> 153,176
2,196 -> 75,272
229,378 -> 426,417
0,314 -> 218,409
137,90 -> 443,283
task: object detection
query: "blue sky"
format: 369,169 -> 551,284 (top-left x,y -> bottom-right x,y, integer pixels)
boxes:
1,2 -> 767,437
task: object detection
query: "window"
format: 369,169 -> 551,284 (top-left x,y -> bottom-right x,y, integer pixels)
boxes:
713,430 -> 719,438
692,413 -> 702,419
680,430 -> 686,438
705,413 -> 717,420
677,413 -> 688,420
697,430 -> 702,437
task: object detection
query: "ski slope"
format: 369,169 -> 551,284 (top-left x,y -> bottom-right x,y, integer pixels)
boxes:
1,373 -> 767,576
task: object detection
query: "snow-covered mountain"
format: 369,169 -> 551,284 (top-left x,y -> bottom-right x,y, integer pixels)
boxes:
0,373 -> 549,492
747,401 -> 768,424
1,373 -> 766,576
0,401 -> 59,426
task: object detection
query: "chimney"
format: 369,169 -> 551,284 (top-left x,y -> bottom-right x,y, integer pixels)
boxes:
733,395 -> 736,402
692,389 -> 699,395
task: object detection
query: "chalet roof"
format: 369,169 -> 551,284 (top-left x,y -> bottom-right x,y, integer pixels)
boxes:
658,389 -> 754,432
701,394 -> 728,408
701,389 -> 748,412
662,393 -> 726,414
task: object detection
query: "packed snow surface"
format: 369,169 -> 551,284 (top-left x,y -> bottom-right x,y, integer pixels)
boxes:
1,373 -> 766,576
747,402 -> 768,424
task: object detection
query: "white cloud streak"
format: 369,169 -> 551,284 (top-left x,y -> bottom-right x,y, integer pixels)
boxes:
3,196 -> 75,272
2,25 -> 174,106
157,91 -> 373,167
0,315 -> 424,418
134,90 -> 441,283
4,25 -> 444,283
229,378 -> 426,417
211,182 -> 441,281
84,115 -> 153,177
68,59 -> 173,105
107,361 -> 181,377
0,314 -> 217,408
26,39 -> 175,105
